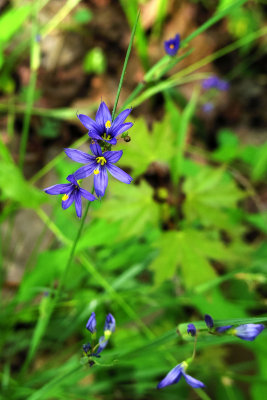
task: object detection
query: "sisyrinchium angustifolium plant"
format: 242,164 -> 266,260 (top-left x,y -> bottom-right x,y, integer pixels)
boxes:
0,1 -> 267,400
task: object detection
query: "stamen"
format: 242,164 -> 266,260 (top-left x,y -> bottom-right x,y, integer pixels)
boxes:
96,156 -> 107,166
62,194 -> 69,201
170,44 -> 174,49
102,133 -> 111,141
105,120 -> 111,128
94,169 -> 100,175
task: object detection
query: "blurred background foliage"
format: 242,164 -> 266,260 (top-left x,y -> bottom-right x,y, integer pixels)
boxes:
0,0 -> 267,399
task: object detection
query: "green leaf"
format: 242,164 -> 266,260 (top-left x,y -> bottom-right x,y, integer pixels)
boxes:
149,229 -> 226,288
183,166 -> 246,231
212,129 -> 240,162
73,8 -> 93,24
0,140 -> 44,208
119,115 -> 175,177
0,5 -> 31,44
83,48 -> 107,74
94,181 -> 161,238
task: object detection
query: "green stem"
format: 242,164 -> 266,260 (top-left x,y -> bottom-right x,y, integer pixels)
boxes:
56,199 -> 92,299
111,10 -> 140,120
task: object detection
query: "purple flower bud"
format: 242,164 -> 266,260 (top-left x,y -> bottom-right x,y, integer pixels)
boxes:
187,323 -> 197,337
202,102 -> 214,113
216,325 -> 233,333
235,324 -> 264,341
164,34 -> 180,56
104,313 -> 116,333
86,312 -> 97,333
204,314 -> 214,329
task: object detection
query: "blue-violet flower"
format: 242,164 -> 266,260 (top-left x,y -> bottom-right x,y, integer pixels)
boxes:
44,174 -> 95,218
157,361 -> 205,389
65,142 -> 132,198
77,101 -> 133,145
216,324 -> 265,341
187,323 -> 197,337
86,312 -> 97,333
164,34 -> 180,56
204,314 -> 214,329
202,76 -> 229,91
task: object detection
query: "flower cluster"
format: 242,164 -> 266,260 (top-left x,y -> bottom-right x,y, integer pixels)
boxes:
83,312 -> 116,365
204,314 -> 265,341
44,102 -> 133,217
164,34 -> 180,56
158,316 -> 265,391
202,76 -> 229,91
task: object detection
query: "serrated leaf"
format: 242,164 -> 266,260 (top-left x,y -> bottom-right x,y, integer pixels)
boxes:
183,167 -> 246,231
119,116 -> 175,177
94,181 -> 160,238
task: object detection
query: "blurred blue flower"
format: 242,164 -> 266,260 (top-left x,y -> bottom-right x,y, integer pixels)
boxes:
204,314 -> 214,329
65,142 -> 132,198
44,174 -> 96,218
187,323 -> 196,337
86,312 -> 97,333
83,313 -> 116,360
202,102 -> 214,113
216,323 -> 265,341
77,101 -> 133,145
164,34 -> 180,56
202,76 -> 229,91
157,361 -> 205,389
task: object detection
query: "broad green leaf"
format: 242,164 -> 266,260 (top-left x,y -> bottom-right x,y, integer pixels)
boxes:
245,212 -> 267,234
94,181 -> 161,238
0,5 -> 31,44
0,142 -> 44,208
119,116 -> 175,177
183,166 -> 246,231
149,229 -> 231,288
212,129 -> 240,162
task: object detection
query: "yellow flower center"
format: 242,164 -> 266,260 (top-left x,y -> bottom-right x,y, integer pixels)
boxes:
96,156 -> 107,166
102,132 -> 111,140
62,194 -> 69,201
94,169 -> 100,175
105,120 -> 111,128
169,44 -> 174,49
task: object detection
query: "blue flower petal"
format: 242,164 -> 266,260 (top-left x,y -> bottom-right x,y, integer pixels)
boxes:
77,113 -> 101,134
94,167 -> 108,197
74,190 -> 82,218
104,150 -> 123,163
90,142 -> 103,157
80,188 -> 96,202
157,364 -> 183,389
204,314 -> 214,329
104,313 -> 116,333
95,335 -> 108,355
62,191 -> 75,210
95,101 -> 112,130
86,312 -> 97,333
74,163 -> 97,180
182,371 -> 205,388
235,324 -> 265,341
216,325 -> 233,333
64,148 -> 94,163
112,108 -> 132,130
112,122 -> 133,138
67,174 -> 78,186
44,183 -> 71,195
106,164 -> 132,184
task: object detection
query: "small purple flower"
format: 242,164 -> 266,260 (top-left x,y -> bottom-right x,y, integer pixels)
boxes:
202,102 -> 214,113
65,143 -> 132,198
157,362 -> 205,389
77,101 -> 133,145
86,312 -> 97,333
204,314 -> 214,329
164,34 -> 180,56
202,76 -> 229,91
187,324 -> 196,337
104,313 -> 116,336
44,174 -> 96,218
234,324 -> 264,341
